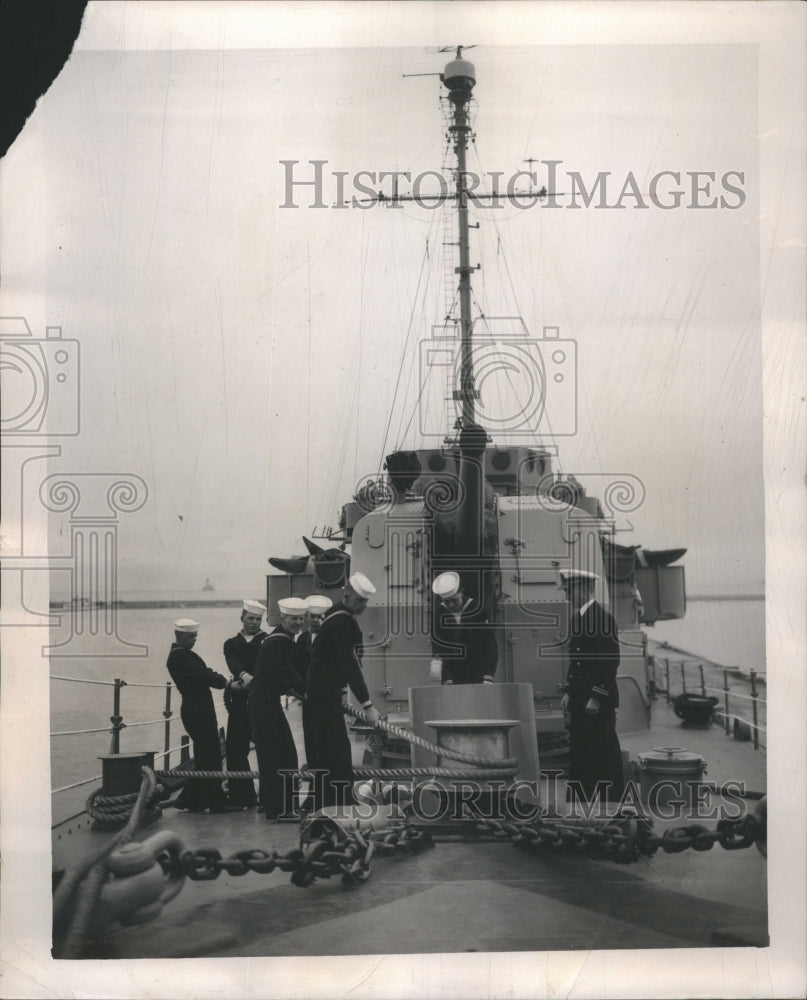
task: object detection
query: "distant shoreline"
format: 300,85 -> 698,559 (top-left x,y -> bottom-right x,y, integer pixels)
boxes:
49,599 -> 244,610
686,594 -> 764,602
49,593 -> 764,610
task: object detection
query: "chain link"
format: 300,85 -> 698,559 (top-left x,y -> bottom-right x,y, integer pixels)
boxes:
465,803 -> 766,864
164,821 -> 434,890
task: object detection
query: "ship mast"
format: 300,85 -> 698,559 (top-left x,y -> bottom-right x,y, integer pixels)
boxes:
440,49 -> 487,602
442,48 -> 478,431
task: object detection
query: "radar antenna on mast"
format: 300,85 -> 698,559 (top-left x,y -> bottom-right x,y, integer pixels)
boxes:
437,45 -> 477,56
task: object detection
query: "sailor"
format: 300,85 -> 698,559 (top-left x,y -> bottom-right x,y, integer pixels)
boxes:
221,599 -> 268,808
306,572 -> 381,808
248,597 -> 308,819
559,569 -> 624,804
296,594 -> 333,768
430,571 -> 498,685
166,619 -> 230,813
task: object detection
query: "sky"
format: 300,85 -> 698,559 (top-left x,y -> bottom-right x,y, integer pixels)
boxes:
2,23 -> 766,599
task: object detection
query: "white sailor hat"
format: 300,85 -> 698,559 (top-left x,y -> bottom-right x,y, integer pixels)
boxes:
559,569 -> 599,584
174,618 -> 200,633
277,597 -> 308,616
432,571 -> 461,599
242,599 -> 266,616
348,572 -> 376,599
305,595 -> 333,613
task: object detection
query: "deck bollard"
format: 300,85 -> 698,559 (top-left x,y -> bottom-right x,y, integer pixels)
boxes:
94,751 -> 161,831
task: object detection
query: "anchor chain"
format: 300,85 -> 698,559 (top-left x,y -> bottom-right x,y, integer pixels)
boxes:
466,810 -> 648,863
636,802 -> 766,858
172,822 -> 434,889
464,797 -> 766,863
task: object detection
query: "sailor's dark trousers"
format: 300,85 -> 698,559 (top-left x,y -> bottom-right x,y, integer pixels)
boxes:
307,691 -> 355,809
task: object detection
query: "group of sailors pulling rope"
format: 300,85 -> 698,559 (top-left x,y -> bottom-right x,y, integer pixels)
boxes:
166,573 -> 380,818
164,565 -> 625,818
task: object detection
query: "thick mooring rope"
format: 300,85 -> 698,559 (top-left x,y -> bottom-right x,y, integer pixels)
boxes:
151,704 -> 520,788
344,704 -> 520,769
54,767 -> 158,959
154,766 -> 517,782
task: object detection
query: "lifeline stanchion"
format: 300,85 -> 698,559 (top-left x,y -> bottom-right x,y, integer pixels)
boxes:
110,678 -> 125,754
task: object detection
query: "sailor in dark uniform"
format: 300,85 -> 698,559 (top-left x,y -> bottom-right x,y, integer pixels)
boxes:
221,599 -> 267,808
306,572 -> 381,809
560,569 -> 624,804
248,597 -> 307,819
296,594 -> 333,766
430,571 -> 498,685
166,618 -> 229,813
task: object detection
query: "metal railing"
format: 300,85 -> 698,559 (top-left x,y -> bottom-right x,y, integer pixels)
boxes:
50,676 -> 180,796
652,656 -> 766,751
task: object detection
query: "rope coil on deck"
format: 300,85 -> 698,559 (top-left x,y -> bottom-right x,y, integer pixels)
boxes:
85,782 -> 166,824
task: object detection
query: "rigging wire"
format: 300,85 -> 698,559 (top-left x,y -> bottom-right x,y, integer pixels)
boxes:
313,221 -> 371,532
395,267 -> 461,448
392,257 -> 444,451
386,133 -> 456,454
466,137 -> 566,460
377,223 -> 437,472
306,244 -> 311,523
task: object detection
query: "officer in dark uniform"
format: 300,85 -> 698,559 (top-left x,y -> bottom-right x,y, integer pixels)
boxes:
430,571 -> 498,685
166,618 -> 229,813
306,572 -> 381,808
222,599 -> 267,808
248,597 -> 307,819
560,570 -> 624,803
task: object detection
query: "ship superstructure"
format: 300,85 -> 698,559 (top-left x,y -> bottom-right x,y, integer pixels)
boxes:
266,49 -> 687,752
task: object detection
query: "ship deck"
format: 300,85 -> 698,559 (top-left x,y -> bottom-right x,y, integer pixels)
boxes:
53,698 -> 767,958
